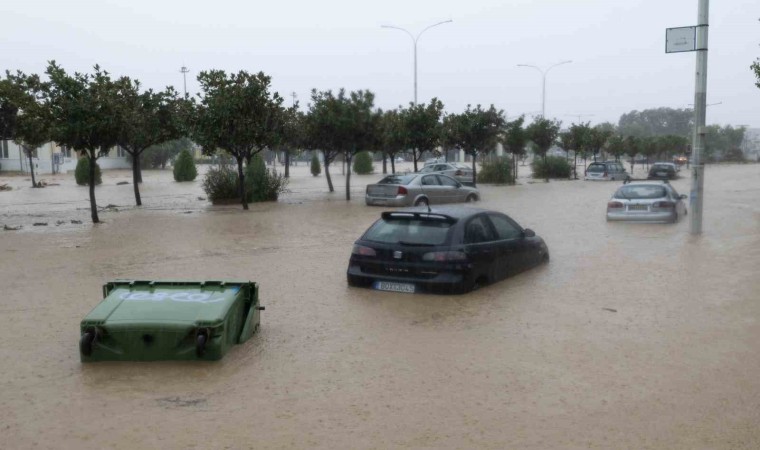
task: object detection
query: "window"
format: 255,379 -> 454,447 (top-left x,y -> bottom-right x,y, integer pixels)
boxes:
364,218 -> 452,245
0,140 -> 8,159
61,145 -> 71,158
379,175 -> 416,185
421,175 -> 440,186
116,146 -> 126,158
464,215 -> 496,244
436,175 -> 459,187
488,214 -> 523,240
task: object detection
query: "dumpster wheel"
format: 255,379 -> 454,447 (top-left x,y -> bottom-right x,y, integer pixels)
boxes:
196,333 -> 208,357
80,329 -> 97,357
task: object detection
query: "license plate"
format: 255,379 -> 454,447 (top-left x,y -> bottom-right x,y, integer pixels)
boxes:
656,171 -> 666,176
628,204 -> 648,211
373,281 -> 415,293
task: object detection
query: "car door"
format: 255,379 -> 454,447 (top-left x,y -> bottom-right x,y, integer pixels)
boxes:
486,213 -> 527,278
463,214 -> 499,282
435,174 -> 460,203
419,175 -> 443,203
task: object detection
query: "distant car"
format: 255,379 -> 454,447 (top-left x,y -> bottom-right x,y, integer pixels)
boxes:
647,162 -> 678,180
347,206 -> 550,294
419,162 -> 474,185
673,155 -> 688,166
424,157 -> 445,166
585,161 -> 630,181
606,181 -> 688,223
366,173 -> 480,207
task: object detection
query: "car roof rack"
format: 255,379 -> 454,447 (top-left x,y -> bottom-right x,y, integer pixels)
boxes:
382,211 -> 458,223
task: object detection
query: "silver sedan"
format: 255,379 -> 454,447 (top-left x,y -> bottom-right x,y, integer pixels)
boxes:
365,173 -> 480,207
419,162 -> 475,185
606,181 -> 688,223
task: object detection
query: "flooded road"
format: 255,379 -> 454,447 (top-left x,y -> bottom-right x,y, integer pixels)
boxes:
1,163 -> 759,449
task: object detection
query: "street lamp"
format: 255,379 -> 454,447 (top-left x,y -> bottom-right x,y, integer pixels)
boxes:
516,60 -> 572,118
381,19 -> 453,105
179,66 -> 190,97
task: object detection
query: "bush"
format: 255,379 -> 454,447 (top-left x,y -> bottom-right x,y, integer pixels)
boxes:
310,153 -> 321,177
478,157 -> 515,184
352,151 -> 374,174
201,156 -> 289,204
74,157 -> 102,186
531,156 -> 572,179
722,147 -> 746,163
173,149 -> 198,181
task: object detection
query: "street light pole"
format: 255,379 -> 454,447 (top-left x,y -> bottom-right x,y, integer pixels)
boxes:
179,66 -> 190,97
517,60 -> 572,117
690,0 -> 709,235
381,20 -> 452,105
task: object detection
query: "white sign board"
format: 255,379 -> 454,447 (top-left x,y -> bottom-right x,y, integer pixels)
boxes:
666,26 -> 696,53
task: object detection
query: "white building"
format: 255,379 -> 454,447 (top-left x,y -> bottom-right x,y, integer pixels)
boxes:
0,140 -> 131,174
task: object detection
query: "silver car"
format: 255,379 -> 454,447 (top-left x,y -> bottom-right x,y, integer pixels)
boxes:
606,181 -> 688,223
419,162 -> 475,185
585,161 -> 630,181
365,173 -> 480,207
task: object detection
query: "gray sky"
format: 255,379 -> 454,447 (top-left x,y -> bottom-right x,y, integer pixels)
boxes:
3,0 -> 759,128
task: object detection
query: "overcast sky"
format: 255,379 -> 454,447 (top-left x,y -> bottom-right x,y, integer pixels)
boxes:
3,0 -> 759,128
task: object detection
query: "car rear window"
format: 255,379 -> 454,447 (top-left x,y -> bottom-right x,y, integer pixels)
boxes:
587,164 -> 605,173
652,164 -> 672,171
615,185 -> 667,199
363,218 -> 452,245
378,175 -> 416,185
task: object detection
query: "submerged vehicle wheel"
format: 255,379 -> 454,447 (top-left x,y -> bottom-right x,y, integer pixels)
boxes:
80,330 -> 96,357
466,194 -> 477,203
414,197 -> 429,207
196,333 -> 207,357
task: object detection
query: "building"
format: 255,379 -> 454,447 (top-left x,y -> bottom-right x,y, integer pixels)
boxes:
0,140 -> 131,174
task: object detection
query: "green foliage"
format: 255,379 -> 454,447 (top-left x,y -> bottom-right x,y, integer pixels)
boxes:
531,156 -> 571,179
173,149 -> 197,181
201,164 -> 239,203
478,156 -> 515,184
722,147 -> 746,162
618,107 -> 693,138
352,151 -> 374,174
310,152 -> 321,176
202,157 -> 288,204
400,98 -> 444,170
753,59 -> 760,89
526,117 -> 562,159
246,155 -> 288,202
74,157 -> 102,186
141,137 -> 190,169
704,125 -> 746,162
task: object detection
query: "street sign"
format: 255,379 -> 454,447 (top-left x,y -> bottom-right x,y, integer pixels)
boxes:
666,26 -> 696,53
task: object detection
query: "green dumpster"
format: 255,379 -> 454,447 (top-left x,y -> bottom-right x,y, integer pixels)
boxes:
79,280 -> 264,362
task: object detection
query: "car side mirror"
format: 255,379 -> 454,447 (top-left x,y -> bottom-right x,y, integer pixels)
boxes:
523,228 -> 536,238
679,194 -> 688,199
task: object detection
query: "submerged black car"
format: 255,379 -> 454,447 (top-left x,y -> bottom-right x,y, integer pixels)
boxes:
347,206 -> 549,294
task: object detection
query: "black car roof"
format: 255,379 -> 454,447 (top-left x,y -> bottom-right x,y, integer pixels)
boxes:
384,205 -> 494,222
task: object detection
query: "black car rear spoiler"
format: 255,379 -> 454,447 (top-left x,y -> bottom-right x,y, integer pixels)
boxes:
381,211 -> 458,224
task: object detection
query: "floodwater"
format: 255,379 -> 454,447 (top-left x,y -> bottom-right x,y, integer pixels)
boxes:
1,162 -> 759,449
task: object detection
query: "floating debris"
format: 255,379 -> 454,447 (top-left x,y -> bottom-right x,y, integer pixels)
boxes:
70,220 -> 82,224
0,184 -> 11,191
56,220 -> 66,226
602,308 -> 617,313
33,222 -> 48,226
116,181 -> 130,185
197,196 -> 206,201
3,224 -> 22,231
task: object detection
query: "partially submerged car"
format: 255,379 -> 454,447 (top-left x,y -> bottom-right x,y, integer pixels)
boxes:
419,162 -> 475,185
585,161 -> 630,181
606,181 -> 687,223
347,206 -> 549,294
365,173 -> 480,207
647,162 -> 678,180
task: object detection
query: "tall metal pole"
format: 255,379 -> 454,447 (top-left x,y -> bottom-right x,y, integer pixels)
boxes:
382,20 -> 452,105
690,0 -> 709,234
517,60 -> 572,118
179,66 -> 190,97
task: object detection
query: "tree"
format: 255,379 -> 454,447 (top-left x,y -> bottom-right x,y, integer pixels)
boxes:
141,137 -> 190,169
173,149 -> 197,181
502,116 -> 527,184
526,117 -> 561,182
379,109 -> 406,174
569,122 -> 592,178
399,98 -> 444,172
618,107 -> 693,138
305,89 -> 378,200
310,152 -> 321,176
0,71 -> 51,187
190,70 -> 285,210
606,134 -> 627,162
116,79 -> 183,205
704,125 -> 746,161
443,104 -> 505,187
45,62 -> 123,223
623,135 -> 642,172
586,125 -> 614,162
279,106 -> 303,178
751,58 -> 760,89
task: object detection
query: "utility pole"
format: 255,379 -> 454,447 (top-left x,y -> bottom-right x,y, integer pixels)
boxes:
690,0 -> 709,235
179,66 -> 190,97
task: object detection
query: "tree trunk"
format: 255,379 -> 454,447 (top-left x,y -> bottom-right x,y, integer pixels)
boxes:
27,149 -> 37,188
413,149 -> 419,173
323,153 -> 334,192
89,153 -> 100,223
512,153 -> 518,185
237,157 -> 248,210
136,158 -> 143,183
544,153 -> 549,182
471,153 -> 478,188
132,152 -> 142,206
390,157 -> 396,174
345,153 -> 352,201
574,153 -> 579,179
284,149 -> 290,178
382,153 -> 387,174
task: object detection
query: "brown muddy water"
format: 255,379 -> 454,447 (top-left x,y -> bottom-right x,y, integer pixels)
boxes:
1,162 -> 759,449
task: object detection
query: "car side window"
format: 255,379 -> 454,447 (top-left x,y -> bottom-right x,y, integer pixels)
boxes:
464,215 -> 496,244
488,214 -> 523,240
434,164 -> 447,171
421,175 -> 440,186
436,175 -> 459,187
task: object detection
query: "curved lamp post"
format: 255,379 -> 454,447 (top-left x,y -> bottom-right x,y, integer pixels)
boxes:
381,20 -> 453,105
517,60 -> 572,118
